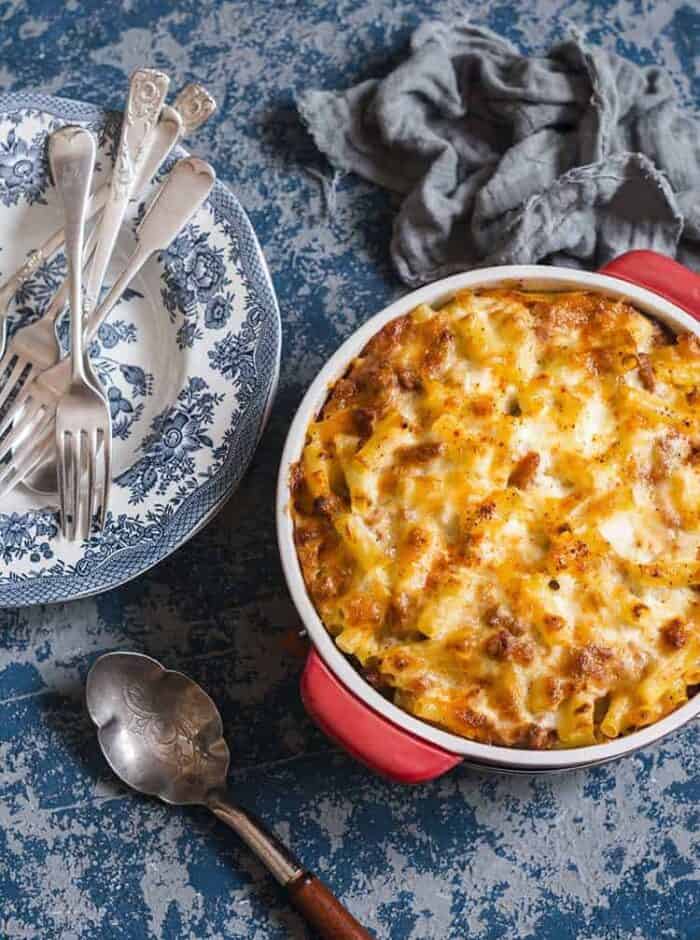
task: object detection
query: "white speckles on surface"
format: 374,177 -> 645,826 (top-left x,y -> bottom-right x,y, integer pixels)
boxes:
0,1 -> 699,938
139,823 -> 203,936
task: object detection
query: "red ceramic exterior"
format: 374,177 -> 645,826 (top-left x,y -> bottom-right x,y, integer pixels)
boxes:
301,651 -> 462,783
599,250 -> 700,320
300,251 -> 700,782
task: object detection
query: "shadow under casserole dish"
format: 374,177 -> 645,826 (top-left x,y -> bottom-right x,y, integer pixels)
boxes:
291,288 -> 700,748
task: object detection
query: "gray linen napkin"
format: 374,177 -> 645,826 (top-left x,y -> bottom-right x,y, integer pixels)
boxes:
297,22 -> 700,286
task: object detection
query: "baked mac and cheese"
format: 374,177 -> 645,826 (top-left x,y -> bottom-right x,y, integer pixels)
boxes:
291,288 -> 700,748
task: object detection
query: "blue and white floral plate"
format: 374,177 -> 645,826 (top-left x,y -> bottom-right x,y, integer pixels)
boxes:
0,93 -> 281,607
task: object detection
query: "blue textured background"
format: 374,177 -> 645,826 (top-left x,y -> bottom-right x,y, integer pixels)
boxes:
0,2 -> 698,938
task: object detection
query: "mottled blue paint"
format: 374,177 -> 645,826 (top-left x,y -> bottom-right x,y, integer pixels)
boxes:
0,1 -> 699,938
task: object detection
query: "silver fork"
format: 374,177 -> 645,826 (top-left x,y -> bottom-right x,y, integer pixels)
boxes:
0,79 -> 219,407
0,103 -> 182,417
0,69 -> 177,362
83,67 -> 170,318
0,157 -> 216,505
22,89 -> 218,499
47,126 -> 106,539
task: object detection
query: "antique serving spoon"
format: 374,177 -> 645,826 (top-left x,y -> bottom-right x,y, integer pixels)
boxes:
86,652 -> 372,940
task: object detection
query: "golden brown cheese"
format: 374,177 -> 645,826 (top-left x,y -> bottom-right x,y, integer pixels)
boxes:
291,289 -> 700,748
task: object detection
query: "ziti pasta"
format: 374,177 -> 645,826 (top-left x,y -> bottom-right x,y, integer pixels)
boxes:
291,288 -> 700,748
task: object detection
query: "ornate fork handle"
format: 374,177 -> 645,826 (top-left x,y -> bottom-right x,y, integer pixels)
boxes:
173,84 -> 217,134
83,67 -> 170,313
85,157 -> 216,342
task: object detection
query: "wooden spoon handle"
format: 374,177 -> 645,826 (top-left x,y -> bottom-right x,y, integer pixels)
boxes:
209,794 -> 372,938
288,873 -> 374,939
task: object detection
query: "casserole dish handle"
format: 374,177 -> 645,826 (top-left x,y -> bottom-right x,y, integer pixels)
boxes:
599,250 -> 700,318
301,651 -> 462,783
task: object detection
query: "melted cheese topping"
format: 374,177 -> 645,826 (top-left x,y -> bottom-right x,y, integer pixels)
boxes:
291,289 -> 700,748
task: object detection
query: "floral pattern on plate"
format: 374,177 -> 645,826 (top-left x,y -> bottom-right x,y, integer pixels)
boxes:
161,223 -> 234,349
0,123 -> 51,207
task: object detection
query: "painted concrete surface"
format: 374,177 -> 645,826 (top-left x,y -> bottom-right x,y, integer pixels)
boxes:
0,1 -> 698,937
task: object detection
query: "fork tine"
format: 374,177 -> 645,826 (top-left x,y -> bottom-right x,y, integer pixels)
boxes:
76,429 -> 86,541
68,432 -> 76,541
0,356 -> 28,421
0,420 -> 45,490
67,431 -> 78,542
0,397 -> 44,466
84,429 -> 100,540
99,426 -> 111,529
0,396 -> 40,459
71,432 -> 82,542
0,315 -> 8,363
0,354 -> 24,393
56,429 -> 69,537
0,372 -> 36,440
0,424 -> 53,498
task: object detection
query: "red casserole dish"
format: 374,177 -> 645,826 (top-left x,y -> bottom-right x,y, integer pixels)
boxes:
277,251 -> 700,782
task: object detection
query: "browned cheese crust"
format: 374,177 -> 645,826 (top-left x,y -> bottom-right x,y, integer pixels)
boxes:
291,289 -> 700,748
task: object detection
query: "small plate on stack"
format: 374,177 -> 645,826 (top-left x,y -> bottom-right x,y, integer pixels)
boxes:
0,92 -> 281,607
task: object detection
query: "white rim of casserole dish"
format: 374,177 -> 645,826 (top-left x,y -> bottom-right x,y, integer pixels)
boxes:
277,265 -> 700,770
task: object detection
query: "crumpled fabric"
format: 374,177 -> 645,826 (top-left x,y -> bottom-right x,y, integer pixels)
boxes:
297,22 -> 700,286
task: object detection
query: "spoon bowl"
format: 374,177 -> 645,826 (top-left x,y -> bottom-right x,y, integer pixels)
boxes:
86,652 -> 229,805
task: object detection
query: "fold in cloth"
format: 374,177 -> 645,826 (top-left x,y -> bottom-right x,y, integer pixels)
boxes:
298,22 -> 700,285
